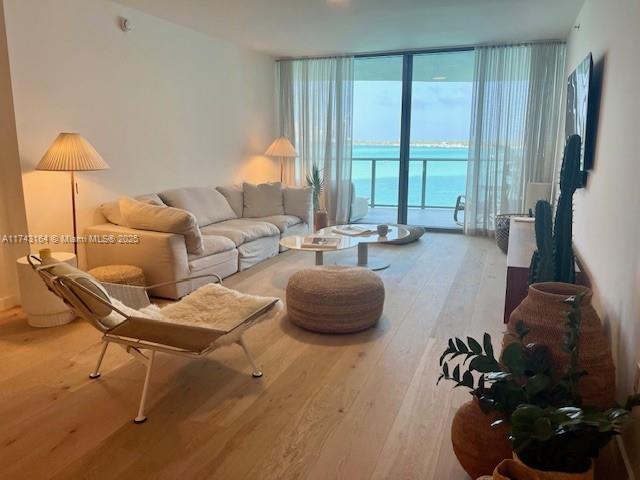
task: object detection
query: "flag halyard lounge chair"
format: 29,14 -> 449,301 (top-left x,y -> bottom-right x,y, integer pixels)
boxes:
28,255 -> 281,424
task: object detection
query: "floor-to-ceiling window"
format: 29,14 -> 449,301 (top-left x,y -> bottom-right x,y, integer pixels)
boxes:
351,55 -> 404,225
351,49 -> 474,230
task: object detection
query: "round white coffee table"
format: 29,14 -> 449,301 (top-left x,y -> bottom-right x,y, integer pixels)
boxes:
280,233 -> 357,266
317,224 -> 410,271
16,252 -> 77,327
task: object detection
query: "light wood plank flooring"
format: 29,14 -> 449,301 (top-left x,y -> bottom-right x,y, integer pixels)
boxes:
0,233 -> 506,480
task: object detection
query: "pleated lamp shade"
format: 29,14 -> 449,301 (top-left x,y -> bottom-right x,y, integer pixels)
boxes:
36,133 -> 110,171
264,136 -> 298,158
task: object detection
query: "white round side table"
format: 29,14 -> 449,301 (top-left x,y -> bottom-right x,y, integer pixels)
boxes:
16,252 -> 77,328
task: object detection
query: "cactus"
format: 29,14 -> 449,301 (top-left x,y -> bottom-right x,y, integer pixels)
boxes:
529,134 -> 582,284
553,134 -> 581,283
529,200 -> 554,283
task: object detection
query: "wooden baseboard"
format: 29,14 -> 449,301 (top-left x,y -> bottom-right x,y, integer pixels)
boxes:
0,294 -> 19,311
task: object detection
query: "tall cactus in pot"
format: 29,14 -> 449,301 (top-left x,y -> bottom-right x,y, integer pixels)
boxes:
529,134 -> 582,284
553,134 -> 582,283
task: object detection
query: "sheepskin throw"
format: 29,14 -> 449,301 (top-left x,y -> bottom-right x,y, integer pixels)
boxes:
160,283 -> 281,333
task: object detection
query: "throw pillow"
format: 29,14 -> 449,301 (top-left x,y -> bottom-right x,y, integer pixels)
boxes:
100,193 -> 165,226
40,256 -> 113,319
283,186 -> 312,224
243,182 -> 285,218
119,196 -> 204,255
159,187 -> 237,227
216,184 -> 244,217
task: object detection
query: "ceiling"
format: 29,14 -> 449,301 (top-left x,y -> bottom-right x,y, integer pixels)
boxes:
114,0 -> 584,58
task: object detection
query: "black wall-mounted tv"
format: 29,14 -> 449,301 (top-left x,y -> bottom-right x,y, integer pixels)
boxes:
565,53 -> 595,186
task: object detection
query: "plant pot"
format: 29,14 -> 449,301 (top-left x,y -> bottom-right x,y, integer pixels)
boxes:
451,398 -> 512,478
487,456 -> 594,479
504,282 -> 615,409
495,213 -> 525,254
314,209 -> 328,231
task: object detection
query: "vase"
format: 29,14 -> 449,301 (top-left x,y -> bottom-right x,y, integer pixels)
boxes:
504,282 -> 615,409
314,209 -> 328,231
451,399 -> 512,478
486,457 -> 594,480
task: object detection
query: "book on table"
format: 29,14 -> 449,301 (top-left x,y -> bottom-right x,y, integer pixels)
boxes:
332,225 -> 375,236
301,236 -> 341,249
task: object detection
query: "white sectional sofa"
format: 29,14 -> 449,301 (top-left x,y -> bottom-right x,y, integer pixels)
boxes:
85,183 -> 312,299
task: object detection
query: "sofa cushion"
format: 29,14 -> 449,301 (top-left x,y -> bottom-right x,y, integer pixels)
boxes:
216,184 -> 244,218
100,193 -> 165,226
243,182 -> 285,218
119,196 -> 204,255
159,187 -> 237,227
256,214 -> 302,233
200,219 -> 279,246
283,186 -> 312,224
194,234 -> 236,257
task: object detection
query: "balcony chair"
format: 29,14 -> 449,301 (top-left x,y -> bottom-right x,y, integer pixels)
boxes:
28,255 -> 281,424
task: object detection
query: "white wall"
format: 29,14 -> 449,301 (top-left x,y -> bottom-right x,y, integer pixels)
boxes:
3,0 -> 278,264
0,0 -> 28,309
565,0 -> 640,398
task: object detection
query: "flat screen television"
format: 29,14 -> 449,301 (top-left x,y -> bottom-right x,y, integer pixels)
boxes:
565,53 -> 595,185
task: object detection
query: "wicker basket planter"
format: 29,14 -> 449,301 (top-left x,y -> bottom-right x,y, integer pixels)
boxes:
495,214 -> 525,254
451,398 -> 512,478
484,457 -> 594,480
504,282 -> 615,409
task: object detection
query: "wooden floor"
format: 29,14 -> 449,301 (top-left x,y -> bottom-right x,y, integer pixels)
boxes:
0,233 -> 507,480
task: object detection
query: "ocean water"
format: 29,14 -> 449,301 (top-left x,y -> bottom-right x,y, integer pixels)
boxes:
352,145 -> 468,207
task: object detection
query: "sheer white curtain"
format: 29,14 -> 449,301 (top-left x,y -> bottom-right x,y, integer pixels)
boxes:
278,57 -> 354,224
465,43 -> 566,235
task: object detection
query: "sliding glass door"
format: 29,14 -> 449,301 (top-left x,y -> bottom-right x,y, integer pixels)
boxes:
352,55 -> 404,225
351,50 -> 474,230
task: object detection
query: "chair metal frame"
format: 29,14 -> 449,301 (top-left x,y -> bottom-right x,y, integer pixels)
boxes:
28,256 -> 276,423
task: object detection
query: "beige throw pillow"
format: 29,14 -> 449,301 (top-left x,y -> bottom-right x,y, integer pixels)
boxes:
283,186 -> 312,224
119,197 -> 204,255
159,187 -> 237,227
243,182 -> 285,218
100,193 -> 165,226
40,257 -> 113,319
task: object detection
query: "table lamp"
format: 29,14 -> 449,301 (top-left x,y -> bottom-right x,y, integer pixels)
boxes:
36,132 -> 110,255
264,136 -> 298,183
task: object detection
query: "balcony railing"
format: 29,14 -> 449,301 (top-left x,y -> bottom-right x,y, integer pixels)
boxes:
352,157 -> 467,209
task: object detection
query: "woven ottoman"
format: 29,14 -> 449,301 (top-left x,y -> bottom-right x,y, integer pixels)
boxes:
88,265 -> 146,286
286,266 -> 385,333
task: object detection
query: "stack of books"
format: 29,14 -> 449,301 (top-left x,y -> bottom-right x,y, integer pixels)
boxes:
332,225 -> 375,236
301,236 -> 341,249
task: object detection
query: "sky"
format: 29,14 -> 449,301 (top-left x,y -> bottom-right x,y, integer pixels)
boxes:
353,80 -> 473,143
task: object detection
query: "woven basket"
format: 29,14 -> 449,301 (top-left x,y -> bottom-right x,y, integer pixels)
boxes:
451,399 -> 512,478
504,282 -> 615,409
490,457 -> 594,480
495,214 -> 524,254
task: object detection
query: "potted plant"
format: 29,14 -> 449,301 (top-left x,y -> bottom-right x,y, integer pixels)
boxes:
306,163 -> 327,230
489,396 -> 640,479
506,285 -> 615,409
438,296 -> 588,478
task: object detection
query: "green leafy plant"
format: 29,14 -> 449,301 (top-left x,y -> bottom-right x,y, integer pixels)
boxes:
505,403 -> 634,473
306,163 -> 324,211
438,295 -> 587,418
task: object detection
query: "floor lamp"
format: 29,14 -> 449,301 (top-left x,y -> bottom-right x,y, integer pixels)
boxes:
36,133 -> 110,256
264,136 -> 298,183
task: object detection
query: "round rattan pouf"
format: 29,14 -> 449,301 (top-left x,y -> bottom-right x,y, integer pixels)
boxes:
88,265 -> 146,286
286,266 -> 385,333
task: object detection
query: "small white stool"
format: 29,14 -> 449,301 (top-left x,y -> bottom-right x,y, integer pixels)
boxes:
16,252 -> 77,327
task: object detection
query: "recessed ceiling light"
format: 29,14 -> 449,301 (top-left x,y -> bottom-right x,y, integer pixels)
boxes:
432,76 -> 446,81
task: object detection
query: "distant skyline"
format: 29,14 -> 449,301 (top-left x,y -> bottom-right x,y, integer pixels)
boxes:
353,80 -> 473,142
